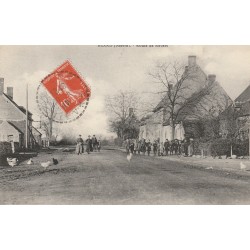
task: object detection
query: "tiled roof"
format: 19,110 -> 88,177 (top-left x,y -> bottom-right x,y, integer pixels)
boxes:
32,126 -> 42,135
153,65 -> 207,112
240,100 -> 250,116
235,84 -> 250,103
18,106 -> 32,116
3,93 -> 32,118
7,120 -> 26,134
7,121 -> 24,134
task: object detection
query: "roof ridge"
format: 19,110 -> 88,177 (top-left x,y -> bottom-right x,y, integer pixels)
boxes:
3,93 -> 33,117
235,84 -> 250,102
6,121 -> 24,134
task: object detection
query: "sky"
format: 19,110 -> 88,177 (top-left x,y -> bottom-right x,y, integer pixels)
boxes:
0,45 -> 250,139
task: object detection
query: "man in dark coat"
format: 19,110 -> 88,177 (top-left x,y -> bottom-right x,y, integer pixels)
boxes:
86,135 -> 91,154
146,140 -> 151,156
129,140 -> 135,154
174,139 -> 179,155
89,136 -> 93,152
141,139 -> 146,155
97,139 -> 101,152
92,135 -> 98,151
153,140 -> 158,156
184,138 -> 189,156
164,139 -> 170,156
125,139 -> 130,154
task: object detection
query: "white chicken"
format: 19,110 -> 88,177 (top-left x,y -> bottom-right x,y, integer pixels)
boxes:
205,166 -> 213,170
127,152 -> 133,166
7,157 -> 18,167
240,161 -> 247,170
41,161 -> 52,170
62,148 -> 70,152
27,158 -> 33,165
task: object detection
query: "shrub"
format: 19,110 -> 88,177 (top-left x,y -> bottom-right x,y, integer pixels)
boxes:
210,139 -> 231,157
209,138 -> 249,157
0,142 -> 12,155
0,142 -> 12,166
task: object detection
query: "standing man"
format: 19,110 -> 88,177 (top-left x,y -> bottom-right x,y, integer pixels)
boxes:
76,135 -> 84,155
129,140 -> 135,154
184,138 -> 189,157
92,135 -> 98,151
89,136 -> 93,152
174,139 -> 179,155
153,140 -> 157,156
141,138 -> 146,155
137,139 -> 141,155
164,139 -> 169,156
125,138 -> 130,154
189,138 -> 194,156
97,139 -> 101,152
86,135 -> 91,154
146,139 -> 151,156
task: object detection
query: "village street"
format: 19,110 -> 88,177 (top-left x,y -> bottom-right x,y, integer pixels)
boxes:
1,148 -> 250,204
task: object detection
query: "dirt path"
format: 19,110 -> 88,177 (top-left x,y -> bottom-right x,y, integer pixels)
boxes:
1,149 -> 250,204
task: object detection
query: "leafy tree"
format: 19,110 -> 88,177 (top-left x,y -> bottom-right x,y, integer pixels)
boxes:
105,91 -> 140,139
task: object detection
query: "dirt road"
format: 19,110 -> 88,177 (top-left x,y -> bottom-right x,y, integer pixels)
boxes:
1,148 -> 250,204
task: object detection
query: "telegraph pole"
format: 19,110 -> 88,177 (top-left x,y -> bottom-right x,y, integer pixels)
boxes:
25,83 -> 29,149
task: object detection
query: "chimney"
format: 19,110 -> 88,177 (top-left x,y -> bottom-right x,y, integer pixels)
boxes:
208,74 -> 216,83
0,78 -> 4,95
7,87 -> 13,99
188,56 -> 196,67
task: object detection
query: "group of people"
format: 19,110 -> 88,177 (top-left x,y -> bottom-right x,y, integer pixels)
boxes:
76,135 -> 101,155
125,138 -> 194,157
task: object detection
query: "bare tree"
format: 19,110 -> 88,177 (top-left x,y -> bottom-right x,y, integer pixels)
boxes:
38,91 -> 60,145
105,91 -> 140,139
149,60 -> 214,140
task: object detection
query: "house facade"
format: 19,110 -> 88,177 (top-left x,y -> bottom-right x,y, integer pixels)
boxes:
139,56 -> 232,143
0,78 -> 41,149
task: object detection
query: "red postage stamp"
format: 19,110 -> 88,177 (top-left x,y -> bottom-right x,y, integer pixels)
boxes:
41,60 -> 91,114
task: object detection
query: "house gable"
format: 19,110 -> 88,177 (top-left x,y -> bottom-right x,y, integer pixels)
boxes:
153,63 -> 207,112
0,121 -> 22,142
235,84 -> 250,103
0,94 -> 27,121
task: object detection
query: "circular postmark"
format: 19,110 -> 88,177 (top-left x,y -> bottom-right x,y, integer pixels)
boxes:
36,70 -> 91,123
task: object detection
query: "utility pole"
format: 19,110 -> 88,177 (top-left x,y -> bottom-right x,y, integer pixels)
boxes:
25,83 -> 29,149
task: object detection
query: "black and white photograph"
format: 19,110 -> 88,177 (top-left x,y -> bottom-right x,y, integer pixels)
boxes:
1,1 -> 250,249
1,45 -> 250,205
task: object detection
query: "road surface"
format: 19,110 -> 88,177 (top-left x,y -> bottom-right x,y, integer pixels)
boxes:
0,148 -> 250,204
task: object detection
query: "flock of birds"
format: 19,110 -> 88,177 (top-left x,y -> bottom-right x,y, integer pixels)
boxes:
6,157 -> 59,170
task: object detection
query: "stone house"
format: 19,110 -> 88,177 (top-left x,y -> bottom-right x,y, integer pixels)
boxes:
0,78 -> 42,149
139,56 -> 232,143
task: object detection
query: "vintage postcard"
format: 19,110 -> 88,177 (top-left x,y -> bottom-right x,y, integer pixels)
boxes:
0,45 -> 250,204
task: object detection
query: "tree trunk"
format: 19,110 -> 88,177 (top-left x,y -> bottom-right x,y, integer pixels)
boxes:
49,119 -> 53,143
231,144 -> 233,157
171,126 -> 175,141
170,118 -> 175,141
